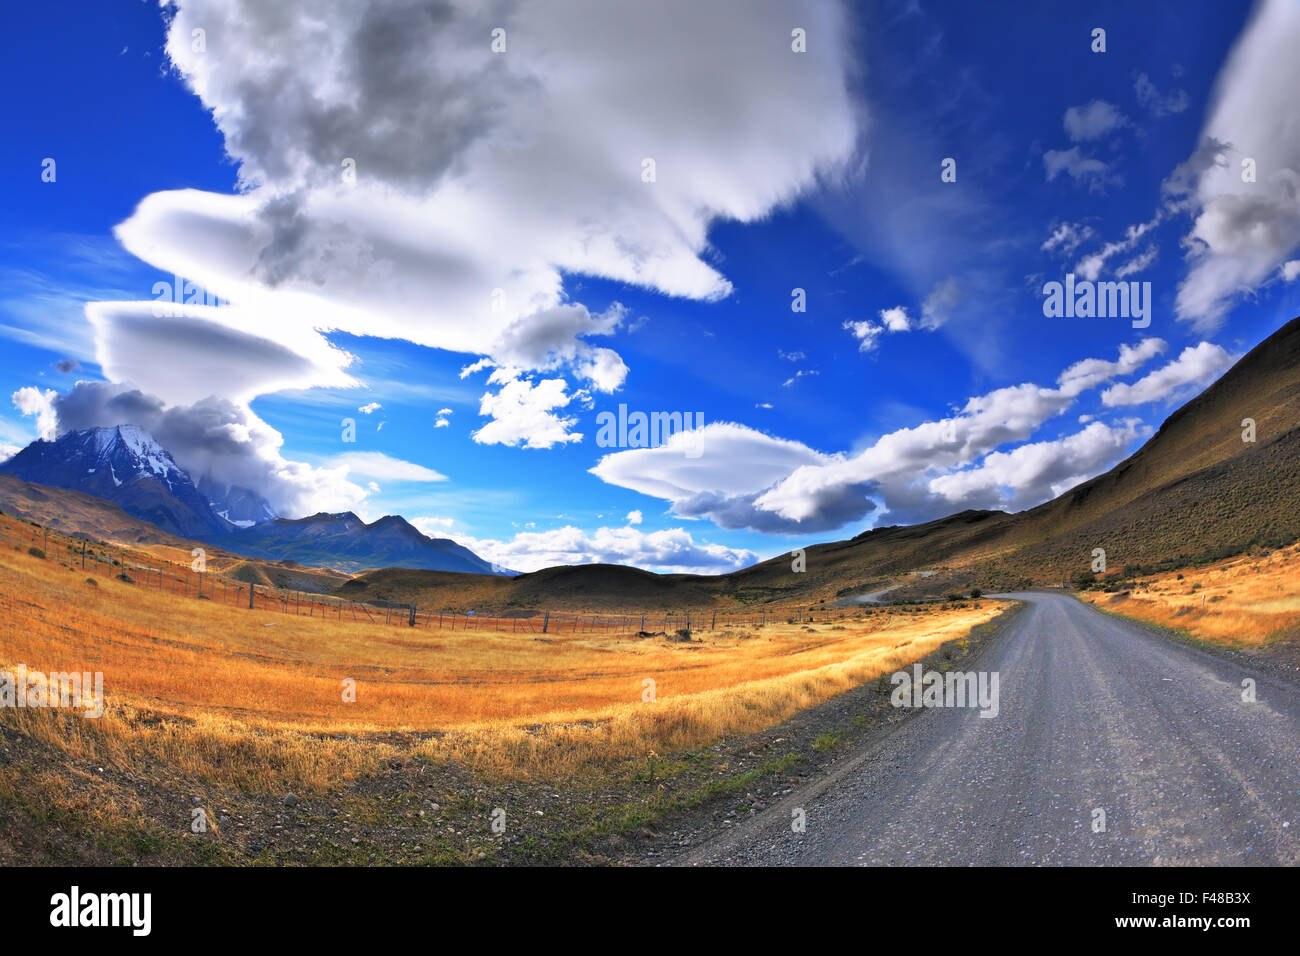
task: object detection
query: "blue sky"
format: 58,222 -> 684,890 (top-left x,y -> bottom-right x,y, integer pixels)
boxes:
3,0 -> 1299,573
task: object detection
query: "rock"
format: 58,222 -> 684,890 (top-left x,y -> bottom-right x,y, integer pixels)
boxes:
283,793 -> 298,808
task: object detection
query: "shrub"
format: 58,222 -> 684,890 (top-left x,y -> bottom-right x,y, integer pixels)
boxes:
85,577 -> 97,587
27,546 -> 45,559
969,588 -> 982,599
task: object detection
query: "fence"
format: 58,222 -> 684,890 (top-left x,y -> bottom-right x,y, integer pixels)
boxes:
2,514 -> 900,638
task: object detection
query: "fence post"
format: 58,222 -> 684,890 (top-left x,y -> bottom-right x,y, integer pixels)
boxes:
542,611 -> 549,634
408,604 -> 416,627
249,583 -> 255,609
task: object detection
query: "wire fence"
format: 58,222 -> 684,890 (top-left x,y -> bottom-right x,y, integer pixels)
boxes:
4,515 -> 909,637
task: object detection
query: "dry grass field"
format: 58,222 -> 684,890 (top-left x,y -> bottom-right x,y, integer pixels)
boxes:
0,512 -> 1001,795
1076,543 -> 1300,648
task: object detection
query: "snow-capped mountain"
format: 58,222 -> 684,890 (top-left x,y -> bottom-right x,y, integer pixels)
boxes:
198,474 -> 278,528
0,425 -> 233,537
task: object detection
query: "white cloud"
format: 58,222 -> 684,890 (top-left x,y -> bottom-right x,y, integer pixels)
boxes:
1280,260 -> 1300,282
626,509 -> 643,525
781,369 -> 820,388
1101,342 -> 1236,406
1055,338 -> 1167,396
1064,100 -> 1128,142
1115,245 -> 1159,278
452,523 -> 757,575
1174,0 -> 1300,329
591,339 -> 1170,532
411,516 -> 456,536
330,452 -> 447,482
358,402 -> 381,414
99,0 -> 861,443
470,371 -> 584,449
879,305 -> 913,332
928,419 -> 1148,511
920,276 -> 962,330
842,319 -> 883,352
11,387 -> 58,440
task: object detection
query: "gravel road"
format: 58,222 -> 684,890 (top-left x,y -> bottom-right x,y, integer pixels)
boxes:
680,592 -> 1300,866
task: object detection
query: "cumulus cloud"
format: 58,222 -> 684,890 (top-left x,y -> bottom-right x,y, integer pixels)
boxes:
842,319 -> 884,352
878,306 -> 912,332
1100,342 -> 1236,406
11,387 -> 58,440
451,523 -> 758,575
99,0 -> 861,442
1174,0 -> 1300,329
928,419 -> 1148,511
843,305 -> 920,352
1064,100 -> 1128,142
358,402 -> 381,414
1281,260 -> 1300,282
626,509 -> 643,525
470,370 -> 585,449
591,340 -> 1172,532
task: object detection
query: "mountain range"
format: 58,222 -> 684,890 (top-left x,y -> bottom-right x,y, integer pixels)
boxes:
0,424 -> 505,575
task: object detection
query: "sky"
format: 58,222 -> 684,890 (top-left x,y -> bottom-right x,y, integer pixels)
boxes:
2,0 -> 1299,574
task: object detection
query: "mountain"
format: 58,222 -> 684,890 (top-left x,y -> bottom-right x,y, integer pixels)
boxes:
197,474 -> 278,528
0,425 -> 233,538
216,511 -> 507,574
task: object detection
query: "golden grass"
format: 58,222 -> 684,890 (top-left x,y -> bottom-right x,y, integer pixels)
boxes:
1076,544 -> 1300,648
0,513 -> 1001,786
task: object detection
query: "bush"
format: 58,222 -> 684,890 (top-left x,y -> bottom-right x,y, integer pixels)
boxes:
115,572 -> 134,584
969,588 -> 982,599
27,546 -> 45,559
85,577 -> 97,587
1073,570 -> 1096,589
